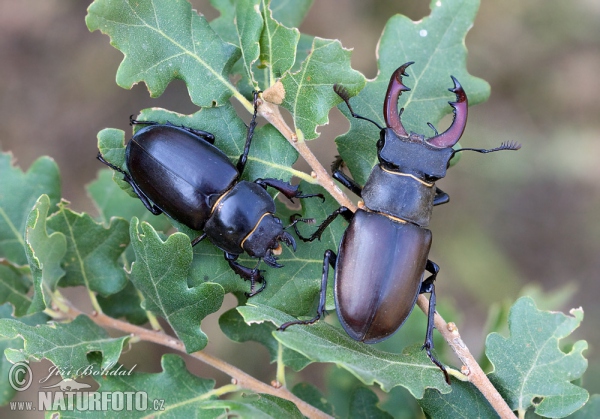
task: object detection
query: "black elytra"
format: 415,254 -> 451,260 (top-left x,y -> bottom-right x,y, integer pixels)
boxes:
279,62 -> 520,384
97,92 -> 323,297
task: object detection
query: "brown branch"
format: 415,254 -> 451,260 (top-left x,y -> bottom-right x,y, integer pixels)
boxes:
60,306 -> 332,419
416,296 -> 516,418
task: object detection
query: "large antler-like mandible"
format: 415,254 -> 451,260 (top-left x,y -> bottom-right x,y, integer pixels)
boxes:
383,62 -> 414,137
427,76 -> 468,148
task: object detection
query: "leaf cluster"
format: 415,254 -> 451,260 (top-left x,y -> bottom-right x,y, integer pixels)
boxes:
0,0 -> 593,417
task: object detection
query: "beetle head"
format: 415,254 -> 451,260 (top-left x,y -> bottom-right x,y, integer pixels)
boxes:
377,64 -> 469,180
242,214 -> 296,268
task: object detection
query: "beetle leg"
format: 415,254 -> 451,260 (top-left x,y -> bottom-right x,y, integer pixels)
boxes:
172,125 -> 216,144
190,233 -> 207,247
224,253 -> 266,297
278,249 -> 336,331
420,260 -> 450,384
254,178 -> 325,203
290,207 -> 353,242
433,187 -> 450,206
331,156 -> 363,197
97,152 -> 163,215
130,116 -> 216,144
236,91 -> 261,175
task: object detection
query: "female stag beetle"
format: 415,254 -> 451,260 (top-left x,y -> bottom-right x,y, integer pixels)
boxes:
98,92 -> 322,296
280,62 -> 520,383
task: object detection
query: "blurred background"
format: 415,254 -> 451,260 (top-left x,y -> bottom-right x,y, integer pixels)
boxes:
1,0 -> 599,414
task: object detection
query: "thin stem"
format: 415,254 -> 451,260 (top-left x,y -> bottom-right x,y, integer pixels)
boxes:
416,295 -> 516,419
276,341 -> 286,388
60,304 -> 332,419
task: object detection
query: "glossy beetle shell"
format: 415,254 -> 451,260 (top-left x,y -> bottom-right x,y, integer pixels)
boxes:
335,209 -> 432,343
126,124 -> 239,230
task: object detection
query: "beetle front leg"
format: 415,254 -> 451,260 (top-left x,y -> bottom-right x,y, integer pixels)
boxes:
278,249 -> 336,331
97,153 -> 163,215
291,206 -> 354,242
236,91 -> 261,175
224,253 -> 266,297
254,178 -> 325,202
433,187 -> 450,206
331,156 -> 363,197
420,259 -> 450,384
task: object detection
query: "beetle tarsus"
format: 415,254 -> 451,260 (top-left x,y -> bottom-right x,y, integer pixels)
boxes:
278,249 -> 336,331
290,207 -> 353,242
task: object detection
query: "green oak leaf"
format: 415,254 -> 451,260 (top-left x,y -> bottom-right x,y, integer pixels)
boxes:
291,382 -> 335,416
0,304 -> 49,406
235,0 -> 262,86
0,152 -> 60,266
87,168 -> 172,265
87,168 -> 171,233
0,315 -> 128,377
487,297 -> 588,418
202,393 -> 303,419
259,0 -> 300,84
46,200 -> 129,297
269,0 -> 313,28
0,261 -> 32,318
280,37 -> 366,140
238,303 -> 451,397
219,308 -> 310,371
348,387 -> 393,419
419,379 -> 498,418
336,0 -> 490,184
86,0 -> 240,107
129,218 -> 224,353
96,280 -> 147,325
25,194 -> 67,314
48,354 -> 223,418
569,394 -> 600,419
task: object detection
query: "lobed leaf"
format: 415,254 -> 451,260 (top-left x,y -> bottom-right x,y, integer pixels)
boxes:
291,382 -> 335,416
25,195 -> 67,314
0,304 -> 49,406
0,315 -> 128,376
0,261 -> 32,318
348,386 -> 394,419
86,0 -> 241,107
487,297 -> 588,418
48,354 -> 223,418
46,201 -> 129,297
419,379 -> 499,418
280,37 -> 366,140
219,308 -> 311,371
202,393 -> 304,418
259,0 -> 300,85
0,152 -> 60,266
335,0 -> 490,184
238,303 -> 451,398
129,218 -> 224,353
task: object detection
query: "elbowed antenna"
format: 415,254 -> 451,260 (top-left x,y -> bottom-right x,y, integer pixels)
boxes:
427,76 -> 468,148
383,62 -> 414,137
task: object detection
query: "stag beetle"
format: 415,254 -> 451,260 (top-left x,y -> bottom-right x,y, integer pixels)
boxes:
280,62 -> 520,383
98,92 -> 322,296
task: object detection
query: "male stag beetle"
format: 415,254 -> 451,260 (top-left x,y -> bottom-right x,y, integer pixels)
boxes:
280,62 -> 520,383
98,92 -> 322,296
